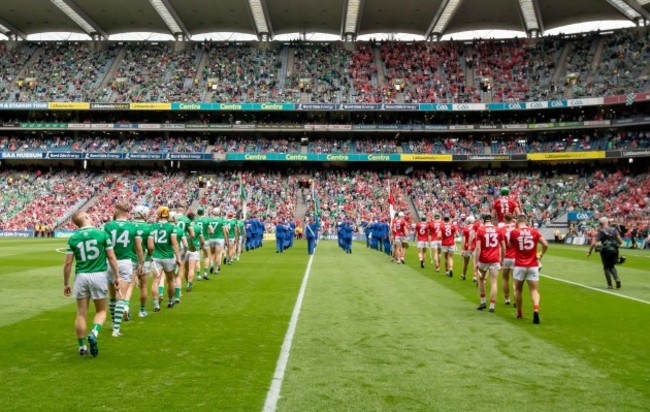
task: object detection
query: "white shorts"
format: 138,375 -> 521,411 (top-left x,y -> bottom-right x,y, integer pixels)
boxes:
73,271 -> 109,300
502,258 -> 515,269
462,250 -> 474,258
107,259 -> 133,283
513,266 -> 540,282
208,239 -> 225,249
139,261 -> 153,275
416,241 -> 429,249
153,258 -> 177,273
441,245 -> 456,253
393,236 -> 406,245
478,262 -> 500,271
184,251 -> 200,262
228,238 -> 235,245
430,240 -> 442,249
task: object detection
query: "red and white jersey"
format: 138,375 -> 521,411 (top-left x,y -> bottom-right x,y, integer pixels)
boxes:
462,226 -> 473,251
493,196 -> 519,223
498,223 -> 516,259
430,219 -> 443,241
510,226 -> 542,267
476,224 -> 504,263
391,218 -> 407,237
415,221 -> 433,242
440,222 -> 458,246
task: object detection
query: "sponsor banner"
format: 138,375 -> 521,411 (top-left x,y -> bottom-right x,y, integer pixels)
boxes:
527,123 -> 554,129
124,153 -> 164,160
503,124 -> 528,129
161,123 -> 185,129
583,120 -> 611,126
1,122 -> 18,128
477,124 -> 499,129
427,103 -> 453,111
328,125 -> 353,131
567,212 -> 593,221
453,154 -> 468,161
525,101 -> 548,109
258,103 -> 294,111
171,103 -> 212,110
207,124 -> 232,129
612,116 -> 650,125
400,154 -> 453,162
634,92 -> 650,102
45,152 -> 84,159
54,230 -> 75,238
566,97 -> 603,107
488,102 -> 526,111
340,104 -> 380,110
527,151 -> 605,161
548,100 -> 568,108
85,152 -> 123,160
114,123 -> 138,129
622,149 -> 650,157
164,153 -> 211,160
423,125 -> 449,130
449,125 -> 475,130
214,103 -> 246,110
90,102 -> 130,110
353,125 -> 378,130
19,122 -> 67,129
603,95 -> 621,105
0,152 -> 44,159
468,154 -> 512,161
91,123 -> 114,130
68,123 -> 91,130
234,124 -> 255,130
137,124 -> 162,130
511,154 -> 527,161
556,121 -> 583,128
48,102 -> 90,110
452,103 -> 486,111
129,103 -> 171,110
0,102 -> 48,110
296,103 -> 338,110
376,124 -> 401,130
0,230 -> 34,238
606,150 -> 622,159
225,153 -> 400,162
381,104 -> 419,110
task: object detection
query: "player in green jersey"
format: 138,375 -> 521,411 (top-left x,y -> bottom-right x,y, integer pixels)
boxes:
207,207 -> 227,276
235,217 -> 246,261
168,211 -> 188,304
224,211 -> 238,265
103,204 -> 144,337
183,211 -> 205,292
173,207 -> 194,300
127,205 -> 152,318
194,208 -> 210,280
63,211 -> 120,357
148,206 -> 181,311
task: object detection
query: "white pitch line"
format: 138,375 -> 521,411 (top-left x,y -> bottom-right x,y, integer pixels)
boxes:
263,253 -> 315,412
542,274 -> 650,305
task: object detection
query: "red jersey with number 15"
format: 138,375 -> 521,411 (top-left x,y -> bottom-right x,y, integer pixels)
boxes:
510,226 -> 542,267
392,218 -> 407,237
440,222 -> 457,246
493,196 -> 518,223
415,222 -> 433,242
476,224 -> 504,263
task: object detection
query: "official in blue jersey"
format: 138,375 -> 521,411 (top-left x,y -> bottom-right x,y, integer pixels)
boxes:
382,218 -> 392,256
336,219 -> 345,250
275,219 -> 286,253
289,220 -> 296,248
341,218 -> 354,254
362,220 -> 370,248
305,217 -> 319,255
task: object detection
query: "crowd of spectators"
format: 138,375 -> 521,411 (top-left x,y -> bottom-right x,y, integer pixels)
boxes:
0,43 -> 37,101
108,43 -> 203,103
308,138 -> 399,154
290,43 -> 350,103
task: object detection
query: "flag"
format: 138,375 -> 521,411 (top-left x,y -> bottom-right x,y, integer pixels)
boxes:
388,181 -> 396,221
240,177 -> 247,220
626,92 -> 635,106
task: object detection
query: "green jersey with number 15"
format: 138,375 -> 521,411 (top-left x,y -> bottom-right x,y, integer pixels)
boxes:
67,227 -> 113,274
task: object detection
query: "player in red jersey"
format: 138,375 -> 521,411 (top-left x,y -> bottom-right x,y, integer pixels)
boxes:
474,215 -> 504,312
461,215 -> 478,281
498,213 -> 516,305
391,212 -> 408,264
415,215 -> 433,268
438,214 -> 458,277
509,214 -> 548,324
429,213 -> 443,272
492,187 -> 521,226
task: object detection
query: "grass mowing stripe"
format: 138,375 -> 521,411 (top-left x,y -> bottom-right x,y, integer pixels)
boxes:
541,273 -> 650,305
263,253 -> 315,412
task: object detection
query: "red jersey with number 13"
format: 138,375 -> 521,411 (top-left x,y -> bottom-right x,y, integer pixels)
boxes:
476,224 -> 503,263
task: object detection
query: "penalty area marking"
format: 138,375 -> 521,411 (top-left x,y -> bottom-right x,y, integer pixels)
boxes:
542,273 -> 650,305
263,252 -> 315,412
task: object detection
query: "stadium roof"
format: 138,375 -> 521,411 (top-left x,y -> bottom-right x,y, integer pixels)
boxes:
0,0 -> 648,40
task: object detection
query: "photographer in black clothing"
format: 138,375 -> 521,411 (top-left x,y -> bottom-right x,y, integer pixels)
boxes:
587,217 -> 624,289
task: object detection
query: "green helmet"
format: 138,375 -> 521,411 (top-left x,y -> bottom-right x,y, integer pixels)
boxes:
197,208 -> 204,216
500,187 -> 510,196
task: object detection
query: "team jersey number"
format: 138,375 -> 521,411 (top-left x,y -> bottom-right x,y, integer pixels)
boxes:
483,232 -> 499,247
110,229 -> 130,248
177,221 -> 186,231
499,199 -> 510,214
76,239 -> 99,262
517,233 -> 535,250
419,226 -> 427,235
444,227 -> 452,237
151,229 -> 168,244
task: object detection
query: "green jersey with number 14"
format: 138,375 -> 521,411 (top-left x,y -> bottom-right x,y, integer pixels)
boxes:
67,227 -> 113,274
104,219 -> 137,261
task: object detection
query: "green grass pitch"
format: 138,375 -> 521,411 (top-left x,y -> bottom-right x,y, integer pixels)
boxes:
0,238 -> 648,411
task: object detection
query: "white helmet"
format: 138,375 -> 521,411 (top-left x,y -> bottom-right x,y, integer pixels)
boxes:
133,205 -> 150,219
466,215 -> 476,224
168,211 -> 177,222
213,207 -> 221,215
398,212 -> 405,217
